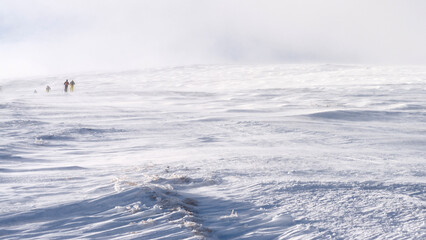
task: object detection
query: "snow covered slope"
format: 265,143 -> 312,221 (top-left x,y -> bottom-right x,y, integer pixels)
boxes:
0,64 -> 425,239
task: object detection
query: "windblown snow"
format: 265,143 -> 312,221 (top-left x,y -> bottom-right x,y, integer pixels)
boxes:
0,64 -> 425,239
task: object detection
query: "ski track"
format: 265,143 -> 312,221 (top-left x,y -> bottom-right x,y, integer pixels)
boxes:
0,64 -> 425,239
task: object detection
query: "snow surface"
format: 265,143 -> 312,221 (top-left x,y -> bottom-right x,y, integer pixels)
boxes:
0,64 -> 425,239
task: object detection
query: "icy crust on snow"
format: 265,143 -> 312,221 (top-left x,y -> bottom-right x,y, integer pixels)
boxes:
0,64 -> 425,239
1,164 -> 422,239
0,168 -> 216,239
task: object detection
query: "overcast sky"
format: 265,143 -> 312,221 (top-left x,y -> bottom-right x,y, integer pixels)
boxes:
0,0 -> 425,79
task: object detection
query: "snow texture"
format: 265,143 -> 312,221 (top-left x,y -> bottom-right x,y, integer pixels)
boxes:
0,64 -> 425,239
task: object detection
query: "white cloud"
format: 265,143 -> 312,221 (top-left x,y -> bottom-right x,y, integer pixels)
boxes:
0,0 -> 425,79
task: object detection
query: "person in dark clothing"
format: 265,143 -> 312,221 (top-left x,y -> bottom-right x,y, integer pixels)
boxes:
64,80 -> 69,92
70,80 -> 75,92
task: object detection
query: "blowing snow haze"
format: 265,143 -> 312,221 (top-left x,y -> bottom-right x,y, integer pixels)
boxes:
1,1 -> 426,239
0,0 -> 426,79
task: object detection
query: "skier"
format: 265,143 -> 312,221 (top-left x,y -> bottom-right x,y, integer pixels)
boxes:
70,80 -> 75,92
46,85 -> 51,93
64,80 -> 69,92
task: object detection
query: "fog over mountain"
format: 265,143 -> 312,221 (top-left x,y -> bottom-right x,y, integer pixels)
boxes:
1,0 -> 425,79
1,1 -> 425,239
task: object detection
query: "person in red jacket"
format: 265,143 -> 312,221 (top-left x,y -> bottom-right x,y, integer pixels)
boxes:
64,80 -> 69,92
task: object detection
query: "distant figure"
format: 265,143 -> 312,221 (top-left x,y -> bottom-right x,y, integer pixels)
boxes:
64,80 -> 69,92
46,85 -> 51,93
34,89 -> 37,94
70,80 -> 75,92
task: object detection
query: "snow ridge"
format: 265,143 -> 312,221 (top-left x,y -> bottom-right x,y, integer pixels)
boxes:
0,64 -> 425,239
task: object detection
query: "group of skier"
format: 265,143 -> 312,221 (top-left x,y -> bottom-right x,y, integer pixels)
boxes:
45,79 -> 76,93
63,79 -> 75,92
